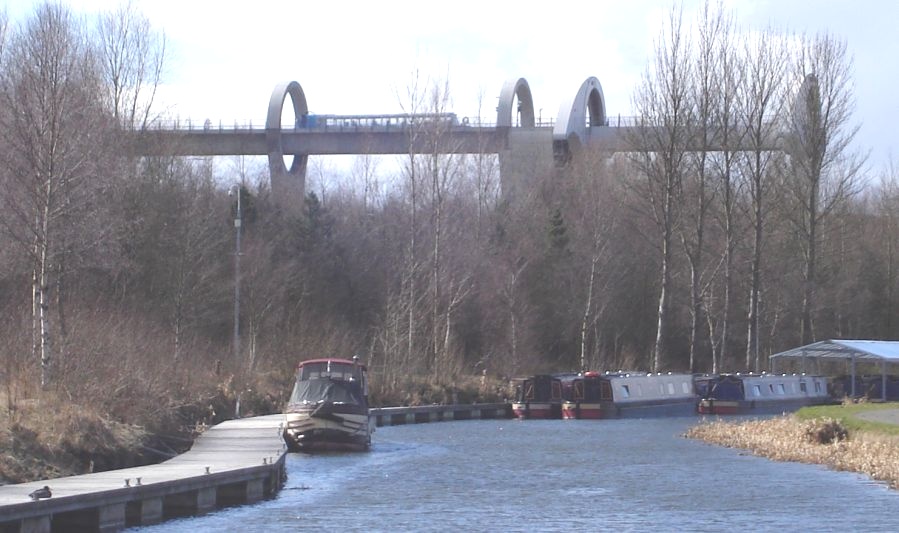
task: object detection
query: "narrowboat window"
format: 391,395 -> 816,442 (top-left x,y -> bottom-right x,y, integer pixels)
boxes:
525,382 -> 534,400
574,381 -> 584,400
753,385 -> 762,397
667,383 -> 676,395
552,381 -> 562,400
682,382 -> 690,394
769,384 -> 775,393
778,384 -> 786,395
815,382 -> 821,393
601,381 -> 612,400
636,384 -> 643,396
800,382 -> 808,393
620,385 -> 630,398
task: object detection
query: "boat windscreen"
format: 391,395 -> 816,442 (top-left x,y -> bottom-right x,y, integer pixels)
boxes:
289,378 -> 364,405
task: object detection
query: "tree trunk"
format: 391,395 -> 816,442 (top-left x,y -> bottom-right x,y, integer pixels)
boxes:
653,217 -> 672,373
746,210 -> 762,372
38,241 -> 52,389
580,253 -> 598,371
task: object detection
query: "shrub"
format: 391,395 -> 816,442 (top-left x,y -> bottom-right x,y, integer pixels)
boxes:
805,418 -> 849,445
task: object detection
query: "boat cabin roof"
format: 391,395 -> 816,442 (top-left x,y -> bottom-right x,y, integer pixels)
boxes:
297,358 -> 366,370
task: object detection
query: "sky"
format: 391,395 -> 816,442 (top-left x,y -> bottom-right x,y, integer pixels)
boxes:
6,0 -> 899,171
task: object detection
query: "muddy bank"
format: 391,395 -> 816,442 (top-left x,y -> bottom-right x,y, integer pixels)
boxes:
686,415 -> 899,489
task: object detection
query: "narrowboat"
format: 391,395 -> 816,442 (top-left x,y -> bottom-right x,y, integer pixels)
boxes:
696,373 -> 830,415
283,357 -> 373,452
561,371 -> 697,419
511,374 -> 563,419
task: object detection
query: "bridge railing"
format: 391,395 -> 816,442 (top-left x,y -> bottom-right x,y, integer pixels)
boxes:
145,113 -> 781,133
147,118 -> 264,132
601,114 -> 782,129
606,115 -> 640,127
146,116 -> 507,133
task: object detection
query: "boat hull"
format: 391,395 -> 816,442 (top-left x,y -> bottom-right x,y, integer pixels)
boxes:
511,402 -> 562,419
283,406 -> 372,452
562,399 -> 697,419
698,397 -> 830,415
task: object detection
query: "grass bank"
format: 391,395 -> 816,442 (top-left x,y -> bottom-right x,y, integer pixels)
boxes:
794,402 -> 899,435
685,402 -> 899,489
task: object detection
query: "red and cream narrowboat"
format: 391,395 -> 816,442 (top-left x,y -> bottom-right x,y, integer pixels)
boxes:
511,374 -> 563,419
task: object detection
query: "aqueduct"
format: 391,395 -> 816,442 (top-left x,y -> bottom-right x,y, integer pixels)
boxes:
137,74 -> 790,204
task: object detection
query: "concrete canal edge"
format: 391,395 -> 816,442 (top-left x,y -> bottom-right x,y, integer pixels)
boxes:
0,404 -> 512,532
371,403 -> 513,426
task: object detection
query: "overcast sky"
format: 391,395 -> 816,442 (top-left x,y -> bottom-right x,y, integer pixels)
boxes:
8,0 -> 899,170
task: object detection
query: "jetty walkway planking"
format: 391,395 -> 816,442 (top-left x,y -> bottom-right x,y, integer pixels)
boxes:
0,414 -> 287,532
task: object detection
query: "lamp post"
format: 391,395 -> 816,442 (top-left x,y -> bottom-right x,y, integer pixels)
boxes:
229,184 -> 242,363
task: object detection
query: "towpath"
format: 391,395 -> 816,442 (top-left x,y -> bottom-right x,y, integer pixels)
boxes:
854,408 -> 899,426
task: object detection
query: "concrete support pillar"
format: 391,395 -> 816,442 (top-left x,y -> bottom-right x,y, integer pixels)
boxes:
18,516 -> 50,533
197,487 -> 216,513
268,466 -> 282,496
164,487 -> 217,518
97,503 -> 126,532
127,497 -> 163,526
143,497 -> 163,524
245,479 -> 264,503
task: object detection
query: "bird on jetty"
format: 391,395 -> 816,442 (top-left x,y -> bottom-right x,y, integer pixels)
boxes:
28,486 -> 52,501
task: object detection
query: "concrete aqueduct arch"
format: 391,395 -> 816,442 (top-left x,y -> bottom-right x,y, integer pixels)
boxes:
496,78 -> 536,128
552,77 -> 607,163
266,81 -> 308,202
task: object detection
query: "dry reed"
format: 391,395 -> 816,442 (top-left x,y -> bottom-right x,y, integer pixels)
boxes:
686,416 -> 899,489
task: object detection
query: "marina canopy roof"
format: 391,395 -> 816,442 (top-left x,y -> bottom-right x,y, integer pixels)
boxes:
770,340 -> 899,363
770,340 -> 899,399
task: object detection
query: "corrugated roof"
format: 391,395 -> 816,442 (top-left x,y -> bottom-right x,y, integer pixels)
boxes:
770,339 -> 899,362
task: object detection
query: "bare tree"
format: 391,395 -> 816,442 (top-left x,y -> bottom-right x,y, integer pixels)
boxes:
786,32 -> 865,345
0,4 -> 111,387
96,0 -> 166,129
629,6 -> 694,372
568,151 -> 621,371
396,69 -> 427,374
680,1 -> 727,373
738,27 -> 789,371
705,5 -> 742,373
876,161 -> 899,336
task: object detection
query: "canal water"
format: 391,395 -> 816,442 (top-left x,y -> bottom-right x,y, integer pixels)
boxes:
133,417 -> 899,532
